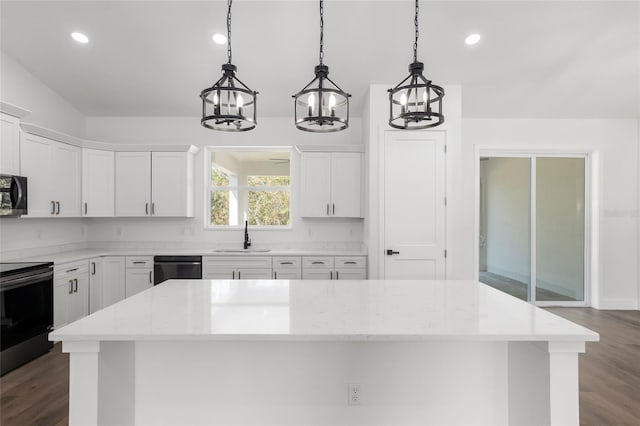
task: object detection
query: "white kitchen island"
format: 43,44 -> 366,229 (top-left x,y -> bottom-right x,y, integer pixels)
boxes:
50,279 -> 598,426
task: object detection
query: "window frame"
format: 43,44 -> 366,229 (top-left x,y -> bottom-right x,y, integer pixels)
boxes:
204,146 -> 293,230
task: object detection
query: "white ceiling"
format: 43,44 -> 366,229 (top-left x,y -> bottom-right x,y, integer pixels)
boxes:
1,1 -> 638,119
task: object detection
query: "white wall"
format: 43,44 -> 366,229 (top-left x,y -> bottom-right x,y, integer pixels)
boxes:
464,119 -> 639,309
0,50 -> 88,255
483,158 -> 531,284
84,116 -> 365,250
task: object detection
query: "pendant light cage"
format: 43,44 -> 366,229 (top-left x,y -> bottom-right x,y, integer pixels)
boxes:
293,0 -> 351,133
200,0 -> 257,132
388,0 -> 445,130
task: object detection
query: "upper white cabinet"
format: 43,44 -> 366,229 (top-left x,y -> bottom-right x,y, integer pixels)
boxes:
0,103 -> 30,175
300,152 -> 362,218
115,152 -> 151,217
20,133 -> 81,217
1,113 -> 21,175
116,151 -> 195,217
82,149 -> 115,217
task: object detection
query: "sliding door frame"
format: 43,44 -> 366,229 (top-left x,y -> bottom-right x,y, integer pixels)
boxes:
474,146 -> 593,307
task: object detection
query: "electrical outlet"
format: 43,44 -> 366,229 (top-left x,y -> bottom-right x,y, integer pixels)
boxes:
348,383 -> 362,406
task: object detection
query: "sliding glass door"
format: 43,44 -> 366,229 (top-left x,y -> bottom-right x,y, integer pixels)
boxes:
479,154 -> 587,305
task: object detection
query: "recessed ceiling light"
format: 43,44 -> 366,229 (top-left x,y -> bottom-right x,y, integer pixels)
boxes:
212,33 -> 227,45
71,32 -> 89,44
465,33 -> 481,46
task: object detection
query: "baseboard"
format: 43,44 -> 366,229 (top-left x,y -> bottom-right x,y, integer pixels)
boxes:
597,299 -> 639,310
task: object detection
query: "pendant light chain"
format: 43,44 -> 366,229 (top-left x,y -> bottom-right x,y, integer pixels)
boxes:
319,0 -> 324,65
226,0 -> 232,64
413,0 -> 419,63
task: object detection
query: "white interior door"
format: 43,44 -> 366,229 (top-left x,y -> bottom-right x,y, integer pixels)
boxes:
382,131 -> 446,279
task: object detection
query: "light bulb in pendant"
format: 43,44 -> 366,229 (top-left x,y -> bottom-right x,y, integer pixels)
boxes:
328,94 -> 336,117
423,90 -> 428,112
400,93 -> 408,114
236,94 -> 244,115
307,93 -> 315,116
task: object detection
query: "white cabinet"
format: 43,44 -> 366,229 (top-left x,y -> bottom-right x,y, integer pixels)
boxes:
115,152 -> 151,217
273,256 -> 302,280
301,256 -> 367,280
20,133 -> 81,217
116,151 -> 195,217
125,256 -> 154,297
82,149 -> 115,217
300,152 -> 362,218
0,112 -> 21,175
203,256 -> 272,280
89,256 -> 125,313
54,260 -> 89,329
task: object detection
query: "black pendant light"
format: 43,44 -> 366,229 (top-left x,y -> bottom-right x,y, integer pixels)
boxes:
388,0 -> 444,130
293,0 -> 351,133
200,0 -> 257,132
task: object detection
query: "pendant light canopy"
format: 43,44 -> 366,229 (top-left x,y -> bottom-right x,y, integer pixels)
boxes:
200,0 -> 257,132
388,0 -> 444,130
293,0 -> 351,133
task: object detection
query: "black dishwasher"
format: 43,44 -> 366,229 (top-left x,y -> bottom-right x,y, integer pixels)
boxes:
153,256 -> 202,285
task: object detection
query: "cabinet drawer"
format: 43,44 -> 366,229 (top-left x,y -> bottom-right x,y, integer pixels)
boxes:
273,256 -> 301,269
302,256 -> 334,269
55,260 -> 88,277
203,256 -> 272,273
335,256 -> 367,268
126,256 -> 154,268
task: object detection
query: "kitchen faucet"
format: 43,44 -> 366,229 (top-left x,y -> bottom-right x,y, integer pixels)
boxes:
243,220 -> 251,249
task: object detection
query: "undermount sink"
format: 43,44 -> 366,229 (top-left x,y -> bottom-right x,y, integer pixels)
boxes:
212,249 -> 271,253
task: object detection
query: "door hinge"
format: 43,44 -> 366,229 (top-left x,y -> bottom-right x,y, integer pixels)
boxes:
444,249 -> 447,258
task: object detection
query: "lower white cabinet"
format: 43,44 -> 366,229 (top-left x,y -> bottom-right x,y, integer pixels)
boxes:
203,256 -> 272,280
54,260 -> 89,329
125,256 -> 154,297
89,256 -> 125,313
273,256 -> 302,280
301,256 -> 367,280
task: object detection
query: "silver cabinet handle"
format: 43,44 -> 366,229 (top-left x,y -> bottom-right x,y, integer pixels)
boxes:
312,261 -> 325,265
274,271 -> 277,279
333,203 -> 335,215
66,267 -> 79,273
51,201 -> 56,215
68,280 -> 73,294
326,203 -> 330,216
151,203 -> 155,215
84,202 -> 88,215
149,271 -> 152,283
91,262 -> 96,275
336,271 -> 339,280
344,261 -> 357,265
280,262 -> 293,265
74,278 -> 78,293
238,271 -> 241,279
146,203 -> 149,215
132,261 -> 146,265
330,271 -> 333,280
56,201 -> 60,215
232,271 -> 235,280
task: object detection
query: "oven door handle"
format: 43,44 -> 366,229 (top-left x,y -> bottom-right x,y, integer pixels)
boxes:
0,270 -> 53,291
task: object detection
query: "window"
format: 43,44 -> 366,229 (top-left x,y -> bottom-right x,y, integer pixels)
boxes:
207,149 -> 291,228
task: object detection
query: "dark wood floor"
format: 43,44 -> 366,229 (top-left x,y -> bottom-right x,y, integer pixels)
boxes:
1,308 -> 638,425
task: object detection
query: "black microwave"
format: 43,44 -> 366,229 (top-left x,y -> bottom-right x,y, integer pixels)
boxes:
0,175 -> 27,217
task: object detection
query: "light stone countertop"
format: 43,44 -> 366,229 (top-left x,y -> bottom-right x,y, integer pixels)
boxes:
7,247 -> 368,265
50,279 -> 600,343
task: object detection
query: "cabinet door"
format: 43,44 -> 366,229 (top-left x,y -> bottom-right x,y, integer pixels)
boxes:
70,273 -> 90,322
89,258 -> 104,314
273,270 -> 301,280
52,141 -> 82,217
330,153 -> 362,218
300,153 -> 332,217
53,278 -> 72,329
102,256 -> 126,308
125,268 -> 153,297
0,113 -> 21,175
151,152 -> 193,217
335,269 -> 367,280
203,270 -> 235,280
20,133 -> 53,217
116,152 -> 151,217
302,270 -> 333,280
83,149 -> 115,217
236,268 -> 272,280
